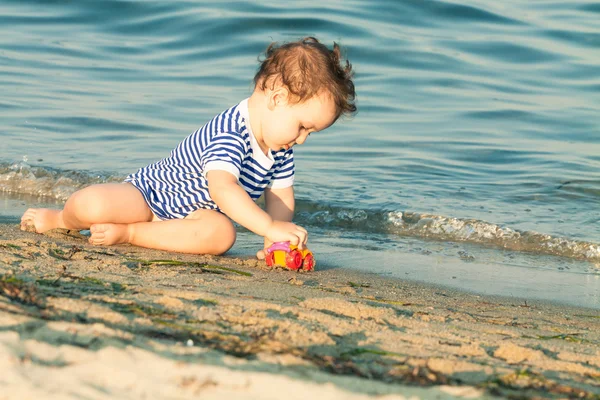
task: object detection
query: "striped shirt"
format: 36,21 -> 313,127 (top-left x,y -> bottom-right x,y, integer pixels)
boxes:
124,99 -> 294,220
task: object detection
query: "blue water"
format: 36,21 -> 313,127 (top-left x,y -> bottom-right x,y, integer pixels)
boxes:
1,0 -> 599,308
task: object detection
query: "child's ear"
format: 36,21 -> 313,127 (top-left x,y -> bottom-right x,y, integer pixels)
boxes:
267,86 -> 289,111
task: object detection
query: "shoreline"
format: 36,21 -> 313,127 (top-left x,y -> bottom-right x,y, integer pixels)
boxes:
2,195 -> 599,311
1,223 -> 599,399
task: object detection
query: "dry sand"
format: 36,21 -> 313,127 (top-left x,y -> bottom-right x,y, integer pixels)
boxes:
0,223 -> 599,399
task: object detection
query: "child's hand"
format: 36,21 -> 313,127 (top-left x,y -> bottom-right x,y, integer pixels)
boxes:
265,220 -> 308,250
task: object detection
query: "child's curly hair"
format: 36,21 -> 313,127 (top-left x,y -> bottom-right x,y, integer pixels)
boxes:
254,37 -> 356,118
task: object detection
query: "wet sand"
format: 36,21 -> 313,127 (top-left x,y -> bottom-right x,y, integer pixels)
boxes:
1,223 -> 599,399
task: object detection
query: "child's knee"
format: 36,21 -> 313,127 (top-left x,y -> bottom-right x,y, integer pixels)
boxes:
185,209 -> 236,255
211,219 -> 236,255
65,186 -> 108,222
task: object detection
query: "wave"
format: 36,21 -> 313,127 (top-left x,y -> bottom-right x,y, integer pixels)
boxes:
295,203 -> 600,262
0,160 -> 121,201
2,161 -> 599,262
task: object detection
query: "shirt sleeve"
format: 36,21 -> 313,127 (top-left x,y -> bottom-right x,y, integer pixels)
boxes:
200,133 -> 249,179
269,148 -> 295,189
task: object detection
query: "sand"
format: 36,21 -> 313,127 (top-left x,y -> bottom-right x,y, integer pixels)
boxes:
0,223 -> 599,399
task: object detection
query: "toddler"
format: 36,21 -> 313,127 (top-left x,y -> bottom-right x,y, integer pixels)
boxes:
20,37 -> 356,256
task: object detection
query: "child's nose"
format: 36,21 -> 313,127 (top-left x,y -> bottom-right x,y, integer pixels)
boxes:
296,132 -> 309,145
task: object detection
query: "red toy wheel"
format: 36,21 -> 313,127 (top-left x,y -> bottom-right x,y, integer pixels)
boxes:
285,250 -> 303,271
303,254 -> 315,271
265,252 -> 275,267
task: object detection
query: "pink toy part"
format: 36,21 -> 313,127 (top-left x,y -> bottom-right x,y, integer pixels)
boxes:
265,241 -> 291,254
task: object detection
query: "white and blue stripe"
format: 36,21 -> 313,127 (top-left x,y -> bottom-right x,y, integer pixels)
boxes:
125,99 -> 294,220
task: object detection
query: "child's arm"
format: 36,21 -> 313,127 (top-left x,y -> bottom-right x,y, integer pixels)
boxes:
207,170 -> 307,248
262,186 -> 295,251
264,186 -> 294,222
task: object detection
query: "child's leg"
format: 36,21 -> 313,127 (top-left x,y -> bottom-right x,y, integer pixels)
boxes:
89,209 -> 236,255
20,183 -> 152,233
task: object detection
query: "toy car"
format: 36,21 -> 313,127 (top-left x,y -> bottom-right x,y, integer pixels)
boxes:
264,241 -> 315,271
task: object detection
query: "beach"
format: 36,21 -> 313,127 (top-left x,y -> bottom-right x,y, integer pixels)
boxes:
2,0 -> 600,327
2,0 -> 599,398
1,223 -> 599,399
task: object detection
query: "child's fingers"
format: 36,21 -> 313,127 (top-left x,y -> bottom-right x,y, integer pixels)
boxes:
289,225 -> 308,248
285,233 -> 303,249
265,222 -> 308,249
294,230 -> 308,249
301,229 -> 308,244
288,235 -> 300,247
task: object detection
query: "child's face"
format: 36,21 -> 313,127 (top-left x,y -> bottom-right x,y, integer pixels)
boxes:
262,90 -> 338,152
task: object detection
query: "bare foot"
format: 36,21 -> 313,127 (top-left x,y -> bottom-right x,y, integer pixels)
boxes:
256,249 -> 266,260
20,208 -> 62,233
89,223 -> 131,246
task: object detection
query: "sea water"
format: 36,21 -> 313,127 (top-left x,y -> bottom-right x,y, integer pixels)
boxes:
1,0 -> 599,308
